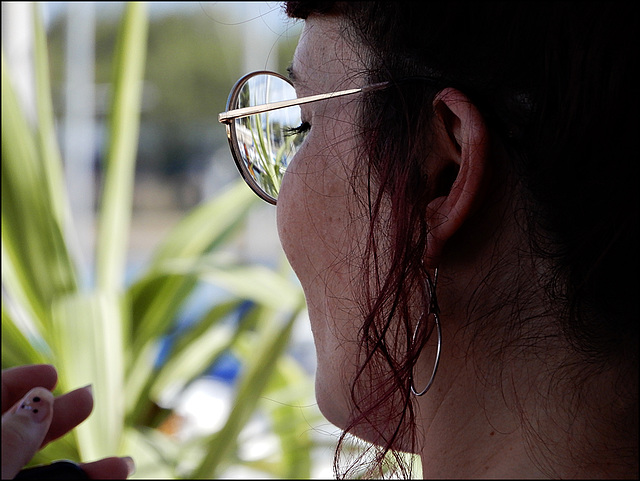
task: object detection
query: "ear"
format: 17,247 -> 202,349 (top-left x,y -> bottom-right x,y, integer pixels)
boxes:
424,88 -> 490,267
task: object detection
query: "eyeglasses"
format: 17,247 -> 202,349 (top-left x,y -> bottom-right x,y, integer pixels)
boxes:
218,70 -> 388,204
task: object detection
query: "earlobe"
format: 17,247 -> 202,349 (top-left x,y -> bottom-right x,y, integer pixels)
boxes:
424,88 -> 490,267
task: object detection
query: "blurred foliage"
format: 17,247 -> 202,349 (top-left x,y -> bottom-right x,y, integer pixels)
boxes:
45,4 -> 300,185
2,3 -> 330,478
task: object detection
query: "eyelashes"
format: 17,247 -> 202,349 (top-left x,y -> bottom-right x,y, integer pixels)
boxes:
285,121 -> 311,137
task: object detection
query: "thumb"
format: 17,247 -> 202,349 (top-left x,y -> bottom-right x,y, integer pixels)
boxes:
1,387 -> 54,479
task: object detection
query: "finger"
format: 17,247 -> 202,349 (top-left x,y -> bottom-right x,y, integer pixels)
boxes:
80,456 -> 135,480
1,387 -> 54,479
1,365 -> 57,414
42,385 -> 93,447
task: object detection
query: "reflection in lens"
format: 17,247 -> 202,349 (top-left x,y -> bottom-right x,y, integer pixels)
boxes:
233,74 -> 307,200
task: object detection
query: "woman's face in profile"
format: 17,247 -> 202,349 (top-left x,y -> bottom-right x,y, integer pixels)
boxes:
276,15 -> 377,431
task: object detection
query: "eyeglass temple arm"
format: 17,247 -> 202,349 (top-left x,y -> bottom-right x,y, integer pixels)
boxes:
218,82 -> 388,124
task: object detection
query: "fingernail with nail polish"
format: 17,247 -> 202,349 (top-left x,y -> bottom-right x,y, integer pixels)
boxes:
16,388 -> 52,424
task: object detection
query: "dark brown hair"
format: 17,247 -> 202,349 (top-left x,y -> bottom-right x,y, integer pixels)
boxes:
285,2 -> 638,478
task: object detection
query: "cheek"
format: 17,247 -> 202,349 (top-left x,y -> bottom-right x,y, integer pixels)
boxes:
276,117 -> 362,282
275,123 -> 370,428
276,136 -> 356,302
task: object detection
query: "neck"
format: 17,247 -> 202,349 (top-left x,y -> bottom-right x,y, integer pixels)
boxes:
414,260 -> 637,478
416,354 -> 637,478
414,317 -> 546,478
412,167 -> 637,478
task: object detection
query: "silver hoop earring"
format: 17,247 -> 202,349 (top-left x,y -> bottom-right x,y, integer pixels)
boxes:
410,268 -> 442,397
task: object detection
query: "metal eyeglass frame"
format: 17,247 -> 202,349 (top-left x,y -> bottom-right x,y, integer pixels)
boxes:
218,70 -> 389,204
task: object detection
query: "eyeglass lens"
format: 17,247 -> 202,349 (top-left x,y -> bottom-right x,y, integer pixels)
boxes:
230,73 -> 307,203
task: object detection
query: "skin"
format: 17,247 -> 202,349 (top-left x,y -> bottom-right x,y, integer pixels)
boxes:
1,364 -> 134,479
277,14 -> 372,432
277,14 -> 632,478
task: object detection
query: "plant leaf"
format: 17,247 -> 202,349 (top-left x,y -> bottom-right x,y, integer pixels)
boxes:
190,305 -> 301,478
50,291 -> 126,461
1,304 -> 49,368
1,51 -> 76,330
95,2 -> 148,292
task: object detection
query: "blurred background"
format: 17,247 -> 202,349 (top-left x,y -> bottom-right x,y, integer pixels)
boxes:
2,2 -> 345,478
39,1 -> 300,272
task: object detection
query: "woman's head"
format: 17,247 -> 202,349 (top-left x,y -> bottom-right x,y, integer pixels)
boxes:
278,1 -> 638,477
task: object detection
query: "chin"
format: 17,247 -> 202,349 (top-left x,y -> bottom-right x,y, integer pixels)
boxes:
314,364 -> 350,430
315,366 -> 419,452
